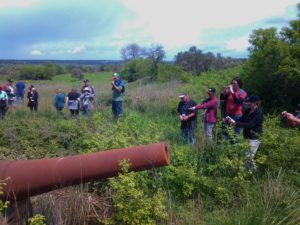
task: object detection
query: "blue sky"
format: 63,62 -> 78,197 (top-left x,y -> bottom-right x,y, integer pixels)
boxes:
0,0 -> 298,60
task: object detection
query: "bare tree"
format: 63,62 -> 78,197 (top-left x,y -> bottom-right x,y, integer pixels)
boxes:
120,43 -> 143,61
144,45 -> 165,79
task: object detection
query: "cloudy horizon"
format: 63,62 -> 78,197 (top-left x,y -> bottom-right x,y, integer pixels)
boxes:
0,0 -> 298,60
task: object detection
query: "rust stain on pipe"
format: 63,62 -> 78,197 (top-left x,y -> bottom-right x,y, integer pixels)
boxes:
0,142 -> 170,201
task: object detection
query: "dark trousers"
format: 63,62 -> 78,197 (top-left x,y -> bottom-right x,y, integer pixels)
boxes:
0,105 -> 7,119
112,101 -> 123,119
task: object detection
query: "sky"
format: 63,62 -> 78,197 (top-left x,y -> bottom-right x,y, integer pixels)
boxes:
0,0 -> 299,60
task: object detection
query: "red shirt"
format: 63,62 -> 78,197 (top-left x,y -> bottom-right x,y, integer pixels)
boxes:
225,89 -> 247,116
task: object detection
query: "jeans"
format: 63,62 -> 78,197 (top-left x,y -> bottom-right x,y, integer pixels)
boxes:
81,104 -> 90,116
181,120 -> 197,145
112,100 -> 123,119
15,94 -> 24,104
204,122 -> 215,142
245,139 -> 260,172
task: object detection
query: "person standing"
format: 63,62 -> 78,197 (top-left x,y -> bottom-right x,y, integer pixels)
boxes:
190,88 -> 218,142
15,79 -> 26,104
3,79 -> 16,109
54,88 -> 65,116
177,93 -> 197,145
227,94 -> 264,172
111,73 -> 125,119
0,87 -> 8,119
80,79 -> 95,99
27,85 -> 39,112
221,76 -> 247,137
66,89 -> 81,116
80,87 -> 94,116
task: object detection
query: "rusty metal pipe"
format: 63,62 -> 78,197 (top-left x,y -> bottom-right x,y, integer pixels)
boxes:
0,142 -> 170,201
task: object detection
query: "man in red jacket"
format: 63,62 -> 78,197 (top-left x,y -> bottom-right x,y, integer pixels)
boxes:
190,88 -> 218,142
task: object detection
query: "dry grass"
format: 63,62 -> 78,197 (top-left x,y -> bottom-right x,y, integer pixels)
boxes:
31,187 -> 113,225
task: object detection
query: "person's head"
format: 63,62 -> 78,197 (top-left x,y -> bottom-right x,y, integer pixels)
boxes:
83,79 -> 90,86
71,88 -> 77,93
207,87 -> 216,97
231,76 -> 242,90
83,87 -> 90,94
56,88 -> 62,94
113,72 -> 120,81
179,92 -> 189,103
29,85 -> 34,91
244,94 -> 259,109
7,79 -> 13,85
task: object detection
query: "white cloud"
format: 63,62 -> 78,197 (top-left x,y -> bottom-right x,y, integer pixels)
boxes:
0,0 -> 40,8
68,45 -> 86,54
30,50 -> 43,56
120,0 -> 298,48
226,36 -> 249,52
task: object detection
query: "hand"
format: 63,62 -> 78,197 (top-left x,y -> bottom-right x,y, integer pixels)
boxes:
229,85 -> 234,94
226,116 -> 235,124
189,106 -> 196,110
112,81 -> 115,86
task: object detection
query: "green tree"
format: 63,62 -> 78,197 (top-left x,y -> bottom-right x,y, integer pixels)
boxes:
242,12 -> 300,112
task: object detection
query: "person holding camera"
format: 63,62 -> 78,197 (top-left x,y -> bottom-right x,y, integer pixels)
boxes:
226,94 -> 264,172
177,93 -> 197,145
281,106 -> 300,126
190,88 -> 218,142
220,76 -> 247,138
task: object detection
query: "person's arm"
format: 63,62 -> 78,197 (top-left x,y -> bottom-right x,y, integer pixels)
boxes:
231,91 -> 246,104
285,112 -> 300,125
112,82 -> 122,92
194,98 -> 217,110
234,112 -> 263,129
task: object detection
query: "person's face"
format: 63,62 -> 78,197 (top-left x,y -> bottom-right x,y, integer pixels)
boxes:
208,91 -> 214,97
231,80 -> 238,90
84,81 -> 89,86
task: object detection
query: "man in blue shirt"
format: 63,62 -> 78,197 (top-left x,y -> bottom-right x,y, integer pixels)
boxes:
15,79 -> 26,104
112,73 -> 125,119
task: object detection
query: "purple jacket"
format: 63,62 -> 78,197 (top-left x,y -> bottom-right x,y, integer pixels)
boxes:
195,96 -> 218,123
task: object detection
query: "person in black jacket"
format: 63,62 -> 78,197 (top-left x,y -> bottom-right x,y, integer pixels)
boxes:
226,94 -> 263,172
177,93 -> 197,145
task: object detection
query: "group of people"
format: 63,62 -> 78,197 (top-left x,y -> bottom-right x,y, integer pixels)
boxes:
178,76 -> 265,172
0,72 -> 126,119
55,72 -> 125,118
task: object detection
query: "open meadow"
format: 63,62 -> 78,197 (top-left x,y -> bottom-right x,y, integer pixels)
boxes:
0,68 -> 299,225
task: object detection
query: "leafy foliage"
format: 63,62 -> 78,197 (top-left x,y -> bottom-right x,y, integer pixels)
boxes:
242,6 -> 300,112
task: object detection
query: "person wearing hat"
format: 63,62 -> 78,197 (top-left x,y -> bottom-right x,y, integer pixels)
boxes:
112,72 -> 125,119
80,87 -> 94,116
177,93 -> 197,145
80,79 -> 95,99
227,94 -> 264,172
190,88 -> 218,142
281,104 -> 300,126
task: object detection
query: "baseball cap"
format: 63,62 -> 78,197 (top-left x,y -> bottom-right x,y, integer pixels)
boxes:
208,87 -> 216,93
178,92 -> 187,98
113,73 -> 120,77
245,94 -> 259,103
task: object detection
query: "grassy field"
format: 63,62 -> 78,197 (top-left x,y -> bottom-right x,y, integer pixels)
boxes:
1,68 -> 299,225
